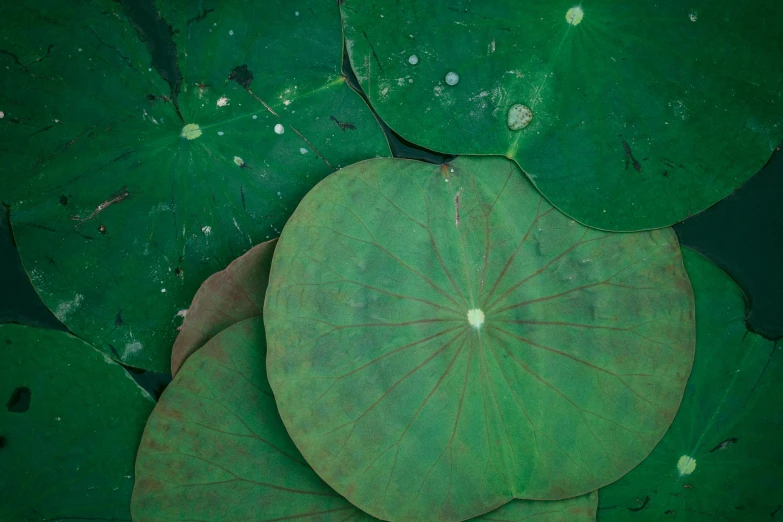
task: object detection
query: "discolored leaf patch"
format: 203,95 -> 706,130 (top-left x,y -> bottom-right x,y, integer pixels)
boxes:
171,239 -> 276,375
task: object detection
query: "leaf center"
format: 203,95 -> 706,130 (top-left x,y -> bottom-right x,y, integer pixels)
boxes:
467,309 -> 485,328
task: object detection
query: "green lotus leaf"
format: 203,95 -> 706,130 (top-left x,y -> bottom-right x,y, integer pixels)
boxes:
264,156 -> 695,521
171,238 -> 276,375
0,324 -> 154,521
340,1 -> 783,231
133,316 -> 599,522
0,0 -> 389,372
597,248 -> 782,520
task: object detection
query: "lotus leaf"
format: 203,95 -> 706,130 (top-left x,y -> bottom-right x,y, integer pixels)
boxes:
597,248 -> 782,519
0,324 -> 154,521
340,0 -> 783,230
0,0 -> 389,372
133,317 -> 599,521
171,239 -> 276,375
265,156 -> 695,521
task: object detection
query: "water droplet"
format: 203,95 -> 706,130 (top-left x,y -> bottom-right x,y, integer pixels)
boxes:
233,156 -> 244,167
228,30 -> 234,36
274,124 -> 285,135
217,131 -> 224,136
408,54 -> 419,65
565,6 -> 584,25
445,71 -> 460,86
507,104 -> 533,130
252,115 -> 258,119
300,147 -> 308,154
295,11 -> 300,16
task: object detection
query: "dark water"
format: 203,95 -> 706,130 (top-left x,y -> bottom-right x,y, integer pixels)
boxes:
675,147 -> 783,340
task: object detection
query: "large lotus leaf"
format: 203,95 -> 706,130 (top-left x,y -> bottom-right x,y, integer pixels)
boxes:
133,316 -> 599,522
171,238 -> 276,375
340,1 -> 783,231
0,0 -> 389,372
597,249 -> 782,520
0,324 -> 154,521
264,156 -> 695,521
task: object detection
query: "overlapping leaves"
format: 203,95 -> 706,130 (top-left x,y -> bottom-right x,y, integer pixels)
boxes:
132,240 -> 598,522
598,249 -> 782,519
0,325 -> 154,521
0,0 -> 389,372
341,0 -> 783,230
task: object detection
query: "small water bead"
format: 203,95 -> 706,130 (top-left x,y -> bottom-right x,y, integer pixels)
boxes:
444,71 -> 459,86
408,54 -> 419,65
274,124 -> 285,135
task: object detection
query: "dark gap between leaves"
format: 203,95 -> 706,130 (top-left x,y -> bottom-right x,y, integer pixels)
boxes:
118,362 -> 172,401
675,145 -> 783,340
341,39 -> 455,165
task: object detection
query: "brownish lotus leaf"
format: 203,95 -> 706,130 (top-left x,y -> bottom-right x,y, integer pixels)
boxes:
171,239 -> 276,375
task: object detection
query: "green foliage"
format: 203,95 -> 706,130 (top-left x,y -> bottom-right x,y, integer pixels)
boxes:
265,156 -> 695,520
341,0 -> 783,231
0,0 -> 389,372
598,249 -> 782,519
133,277 -> 597,521
1,1 -> 780,521
0,324 -> 154,521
